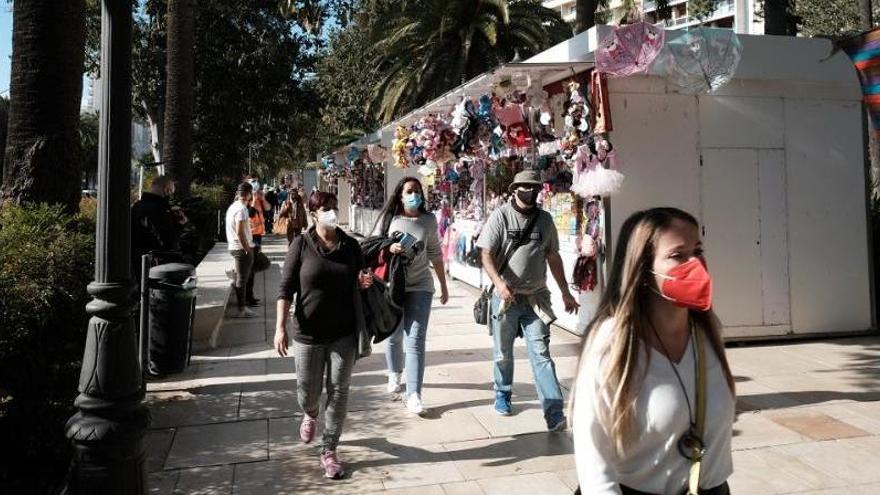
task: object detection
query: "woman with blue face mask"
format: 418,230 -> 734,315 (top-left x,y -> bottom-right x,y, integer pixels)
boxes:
373,177 -> 449,415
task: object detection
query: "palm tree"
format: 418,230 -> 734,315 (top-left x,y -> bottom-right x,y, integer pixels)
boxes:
764,0 -> 796,35
164,0 -> 196,198
576,0 -> 604,33
369,0 -> 571,123
0,97 -> 9,180
1,0 -> 86,213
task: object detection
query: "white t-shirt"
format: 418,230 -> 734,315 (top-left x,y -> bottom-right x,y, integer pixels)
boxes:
572,318 -> 735,494
225,201 -> 254,251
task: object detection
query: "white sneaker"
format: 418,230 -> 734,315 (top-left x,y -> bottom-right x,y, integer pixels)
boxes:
233,308 -> 257,318
387,372 -> 402,394
406,393 -> 425,415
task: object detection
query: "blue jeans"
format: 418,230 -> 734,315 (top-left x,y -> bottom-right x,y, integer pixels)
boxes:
491,294 -> 564,422
385,290 -> 434,395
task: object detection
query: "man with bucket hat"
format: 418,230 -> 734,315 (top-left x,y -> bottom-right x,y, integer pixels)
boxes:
477,169 -> 580,431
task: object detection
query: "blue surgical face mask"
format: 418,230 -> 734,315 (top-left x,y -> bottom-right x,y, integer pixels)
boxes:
403,192 -> 422,210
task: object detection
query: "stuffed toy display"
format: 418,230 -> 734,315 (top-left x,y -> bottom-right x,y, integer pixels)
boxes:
392,125 -> 411,169
572,199 -> 604,292
571,134 -> 625,198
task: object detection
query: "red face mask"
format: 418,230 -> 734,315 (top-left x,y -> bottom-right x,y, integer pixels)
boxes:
653,257 -> 713,312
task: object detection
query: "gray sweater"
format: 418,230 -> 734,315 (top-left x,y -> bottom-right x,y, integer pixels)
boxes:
374,213 -> 441,293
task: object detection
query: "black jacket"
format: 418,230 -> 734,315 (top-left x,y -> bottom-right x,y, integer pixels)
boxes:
360,233 -> 408,308
131,192 -> 180,262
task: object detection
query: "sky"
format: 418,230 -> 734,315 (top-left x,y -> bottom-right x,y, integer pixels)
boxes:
0,5 -> 12,97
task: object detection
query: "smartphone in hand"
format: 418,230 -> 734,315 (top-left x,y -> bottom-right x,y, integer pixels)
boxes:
399,232 -> 417,250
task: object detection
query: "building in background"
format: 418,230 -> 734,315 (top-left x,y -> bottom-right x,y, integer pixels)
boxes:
85,73 -> 152,160
643,0 -> 764,33
543,0 -> 577,23
541,0 -> 765,34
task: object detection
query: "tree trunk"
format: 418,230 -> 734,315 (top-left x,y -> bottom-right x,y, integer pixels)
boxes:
0,98 -> 9,181
860,0 -> 874,30
144,101 -> 163,164
1,0 -> 86,213
163,0 -> 195,198
764,0 -> 790,35
575,0 -> 599,34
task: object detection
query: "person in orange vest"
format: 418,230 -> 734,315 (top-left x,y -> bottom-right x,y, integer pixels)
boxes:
246,189 -> 272,306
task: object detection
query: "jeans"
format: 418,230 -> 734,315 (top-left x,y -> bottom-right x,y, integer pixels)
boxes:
229,249 -> 253,310
490,293 -> 564,423
385,290 -> 434,396
293,334 -> 357,452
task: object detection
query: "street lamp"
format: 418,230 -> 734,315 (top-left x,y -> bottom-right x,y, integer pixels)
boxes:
64,1 -> 148,493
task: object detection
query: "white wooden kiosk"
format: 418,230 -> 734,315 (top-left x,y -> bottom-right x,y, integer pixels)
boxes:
353,26 -> 875,340
334,132 -> 387,236
539,27 -> 874,339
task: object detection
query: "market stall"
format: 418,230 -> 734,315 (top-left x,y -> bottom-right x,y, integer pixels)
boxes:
320,144 -> 388,236
349,25 -> 873,340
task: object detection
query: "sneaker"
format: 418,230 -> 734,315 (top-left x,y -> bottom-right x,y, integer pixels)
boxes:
405,393 -> 425,415
320,450 -> 345,479
494,391 -> 512,416
300,415 -> 317,444
386,372 -> 402,394
246,298 -> 262,307
233,308 -> 257,318
547,412 -> 567,432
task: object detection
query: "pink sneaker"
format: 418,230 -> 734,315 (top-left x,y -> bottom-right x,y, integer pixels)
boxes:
320,450 -> 345,479
299,415 -> 317,444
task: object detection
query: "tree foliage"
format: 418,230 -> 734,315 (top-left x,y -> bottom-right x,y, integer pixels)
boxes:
191,0 -> 321,181
315,25 -> 380,145
796,0 -> 880,37
133,0 -> 168,162
367,0 -> 571,122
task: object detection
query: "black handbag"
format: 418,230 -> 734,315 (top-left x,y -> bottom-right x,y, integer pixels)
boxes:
474,287 -> 492,325
473,209 -> 541,326
253,250 -> 271,273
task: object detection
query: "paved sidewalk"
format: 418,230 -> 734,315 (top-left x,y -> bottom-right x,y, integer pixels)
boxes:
146,235 -> 880,495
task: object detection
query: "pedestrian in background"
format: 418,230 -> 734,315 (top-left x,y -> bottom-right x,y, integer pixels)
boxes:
225,182 -> 256,318
277,183 -> 289,207
274,191 -> 373,480
278,188 -> 308,244
245,189 -> 271,307
373,176 -> 449,415
571,208 -> 735,495
131,175 -> 183,274
264,186 -> 277,234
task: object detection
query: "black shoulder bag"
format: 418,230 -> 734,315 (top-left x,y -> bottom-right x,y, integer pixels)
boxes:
473,209 -> 541,326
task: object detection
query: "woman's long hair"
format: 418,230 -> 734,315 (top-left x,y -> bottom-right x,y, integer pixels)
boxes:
572,207 -> 735,456
373,176 -> 430,236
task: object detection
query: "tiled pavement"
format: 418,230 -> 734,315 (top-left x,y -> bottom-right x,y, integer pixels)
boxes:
146,235 -> 880,494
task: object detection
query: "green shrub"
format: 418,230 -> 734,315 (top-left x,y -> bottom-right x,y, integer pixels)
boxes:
177,182 -> 228,264
191,181 -> 229,216
0,203 -> 95,494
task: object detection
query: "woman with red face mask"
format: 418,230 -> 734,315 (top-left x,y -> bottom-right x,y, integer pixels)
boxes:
570,208 -> 736,495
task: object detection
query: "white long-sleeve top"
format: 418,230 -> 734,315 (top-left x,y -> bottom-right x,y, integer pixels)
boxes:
572,318 -> 735,494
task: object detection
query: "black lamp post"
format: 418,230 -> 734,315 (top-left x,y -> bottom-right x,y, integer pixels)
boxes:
64,1 -> 149,493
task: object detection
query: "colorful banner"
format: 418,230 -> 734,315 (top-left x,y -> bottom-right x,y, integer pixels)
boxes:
841,27 -> 880,134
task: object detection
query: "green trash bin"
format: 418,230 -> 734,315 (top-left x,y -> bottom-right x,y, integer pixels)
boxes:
148,263 -> 197,376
